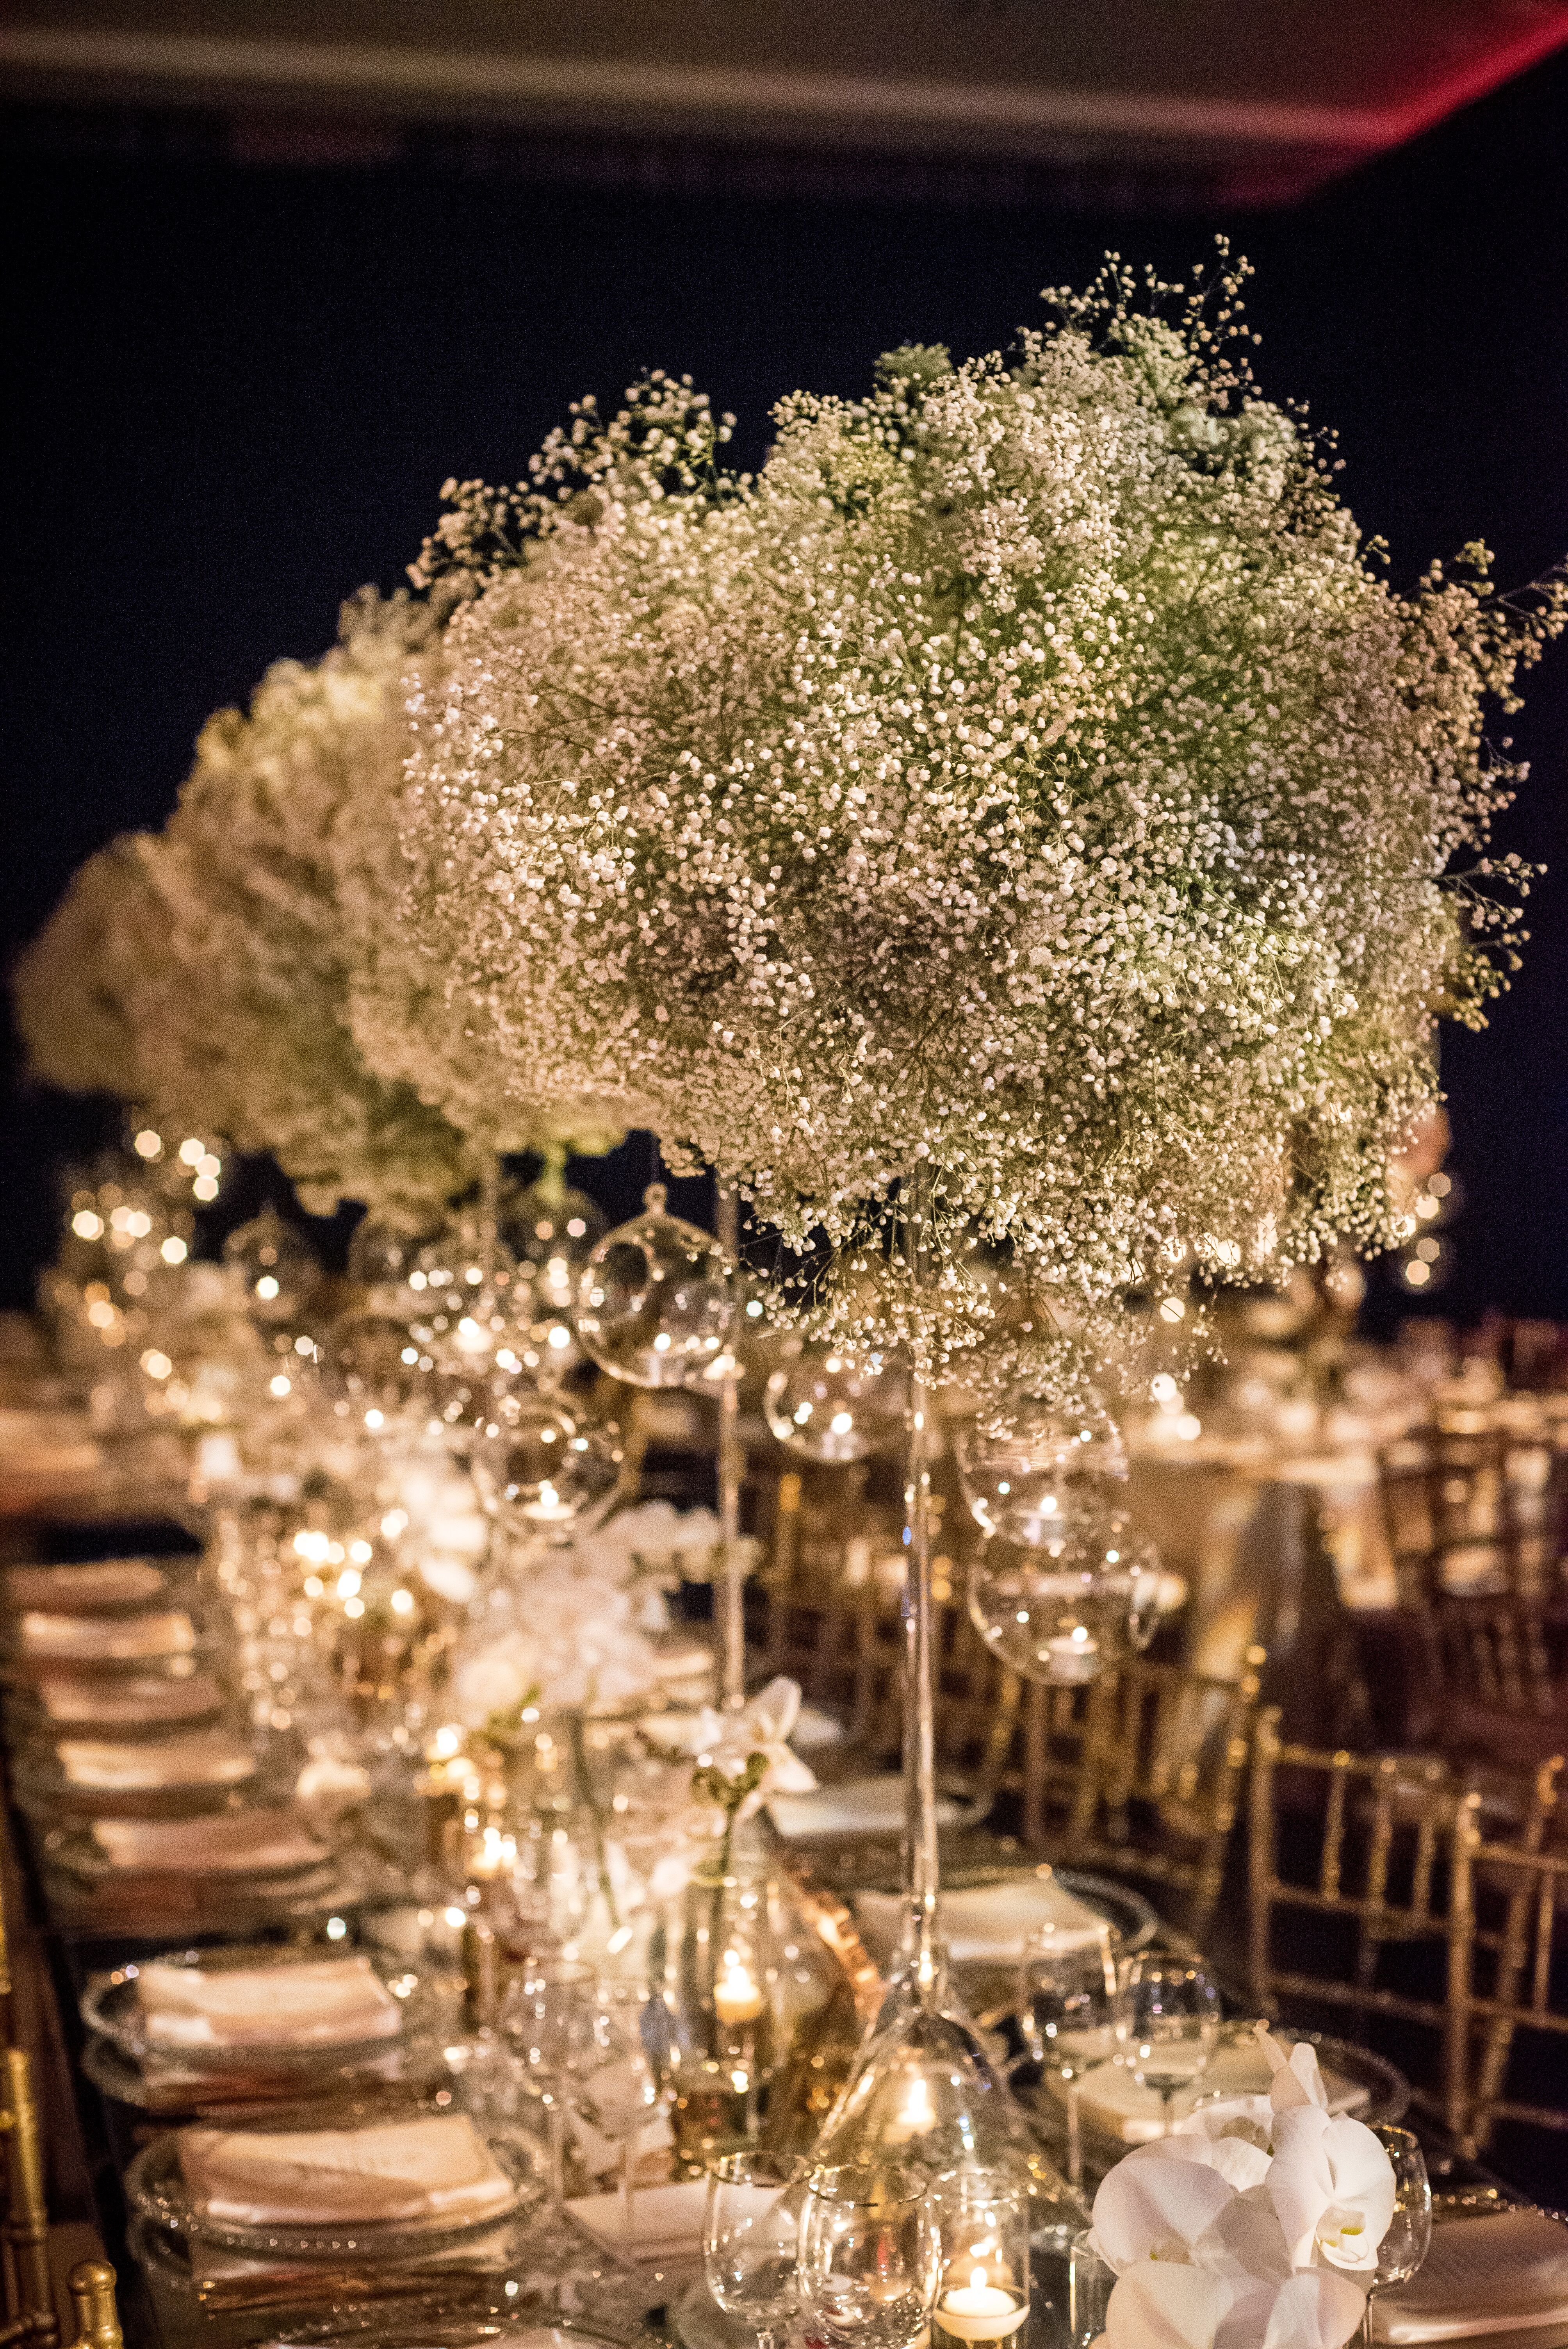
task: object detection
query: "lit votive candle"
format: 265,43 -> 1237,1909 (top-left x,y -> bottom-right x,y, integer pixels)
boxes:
1043,1631 -> 1100,1684
713,1957 -> 764,2025
936,2268 -> 1027,2343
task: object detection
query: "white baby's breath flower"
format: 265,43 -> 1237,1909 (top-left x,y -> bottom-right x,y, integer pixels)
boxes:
379,259 -> 1566,1389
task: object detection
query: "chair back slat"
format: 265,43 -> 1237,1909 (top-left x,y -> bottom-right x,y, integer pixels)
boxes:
1449,1794 -> 1568,2151
1247,1704 -> 1476,2116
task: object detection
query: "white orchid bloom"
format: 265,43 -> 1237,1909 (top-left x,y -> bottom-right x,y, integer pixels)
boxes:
1255,2024 -> 1331,2114
689,1675 -> 818,1800
1105,2258 -> 1365,2348
1267,2106 -> 1397,2276
1092,2141 -> 1264,2275
450,1632 -> 538,1728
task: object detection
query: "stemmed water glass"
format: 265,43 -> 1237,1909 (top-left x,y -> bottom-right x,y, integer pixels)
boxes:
1114,1956 -> 1221,2134
703,2149 -> 806,2349
580,1980 -> 669,2250
1354,2127 -> 1431,2346
501,1955 -> 602,2201
798,2166 -> 942,2349
1017,1926 -> 1119,2188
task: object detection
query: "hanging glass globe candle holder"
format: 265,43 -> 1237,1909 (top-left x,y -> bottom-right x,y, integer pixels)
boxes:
575,1184 -> 736,1388
966,1534 -> 1162,1686
500,1152 -> 608,1316
323,1307 -> 433,1444
478,1395 -> 625,1532
763,1340 -> 909,1462
407,1220 -> 521,1380
955,1390 -> 1130,1549
346,1208 -> 447,1299
224,1203 -> 320,1327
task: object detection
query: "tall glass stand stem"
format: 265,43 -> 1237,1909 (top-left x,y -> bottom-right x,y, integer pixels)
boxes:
903,1160 -> 941,1996
715,1184 -> 747,1709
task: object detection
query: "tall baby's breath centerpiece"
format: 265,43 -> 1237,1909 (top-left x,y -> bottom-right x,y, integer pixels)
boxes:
16,594 -> 482,1221
381,255 -> 1564,1395
374,251 -> 1564,2261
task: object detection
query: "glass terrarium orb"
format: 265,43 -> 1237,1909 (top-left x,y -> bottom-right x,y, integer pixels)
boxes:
346,1210 -> 447,1296
407,1223 -> 521,1377
763,1343 -> 909,1463
500,1173 -> 608,1314
323,1308 -> 430,1439
223,1204 -> 319,1326
575,1184 -> 736,1388
478,1395 -> 624,1529
966,1536 -> 1151,1686
955,1392 -> 1129,1549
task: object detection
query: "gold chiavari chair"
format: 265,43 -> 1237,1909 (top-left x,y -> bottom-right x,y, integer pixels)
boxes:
861,1600 -> 1024,1824
64,2267 -> 121,2349
1446,1791 -> 1568,2157
755,1467 -> 905,1746
1248,1707 -> 1462,2083
0,1776 -> 123,2349
1023,1649 -> 1265,1933
1247,1708 -> 1562,2112
1435,1592 -> 1560,1724
1383,1404 -> 1566,1606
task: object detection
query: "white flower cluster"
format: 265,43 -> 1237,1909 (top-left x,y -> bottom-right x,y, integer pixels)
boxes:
13,833 -> 167,1102
382,257 -> 1564,1382
445,1500 -> 725,1729
18,597 -> 481,1217
1089,2027 -> 1395,2347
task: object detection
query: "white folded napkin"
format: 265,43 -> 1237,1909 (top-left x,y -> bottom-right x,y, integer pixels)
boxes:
1375,2211 -> 1568,2342
4,1558 -> 166,1611
853,1871 -> 1107,1962
20,1608 -> 196,1661
793,1703 -> 847,1750
138,1953 -> 403,2050
59,1733 -> 256,1791
1058,2037 -> 1370,2144
768,1775 -> 964,1839
39,1670 -> 225,1727
567,2176 -> 709,2261
93,1809 -> 327,1875
178,2114 -> 514,2228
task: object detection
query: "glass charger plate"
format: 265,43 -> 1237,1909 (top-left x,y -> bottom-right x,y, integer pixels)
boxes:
10,1741 -> 274,1822
82,1943 -> 457,2073
43,1811 -> 331,1887
80,2027 -> 449,2117
125,2118 -> 543,2261
824,1839 -> 1161,1956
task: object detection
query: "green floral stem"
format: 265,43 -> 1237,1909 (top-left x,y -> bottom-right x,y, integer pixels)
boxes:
568,1709 -> 622,1936
709,1793 -> 742,1996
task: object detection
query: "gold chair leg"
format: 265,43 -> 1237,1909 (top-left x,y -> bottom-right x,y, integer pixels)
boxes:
0,2053 -> 55,2348
67,2262 -> 123,2349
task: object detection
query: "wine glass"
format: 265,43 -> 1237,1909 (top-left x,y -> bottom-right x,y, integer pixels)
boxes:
1067,2228 -> 1116,2349
1353,2127 -> 1431,2346
1017,1927 -> 1118,2187
500,1955 -> 601,2200
798,2166 -> 941,2349
581,1980 -> 670,2251
704,2149 -> 806,2349
1114,1956 -> 1221,2133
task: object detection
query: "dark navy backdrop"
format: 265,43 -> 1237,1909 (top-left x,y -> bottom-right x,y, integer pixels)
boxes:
4,53 -> 1568,1315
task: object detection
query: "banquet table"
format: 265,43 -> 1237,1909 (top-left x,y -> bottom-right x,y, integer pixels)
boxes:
3,1453 -> 1565,2349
